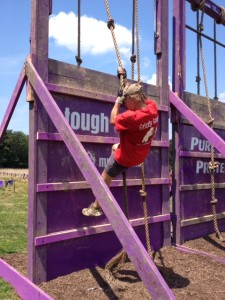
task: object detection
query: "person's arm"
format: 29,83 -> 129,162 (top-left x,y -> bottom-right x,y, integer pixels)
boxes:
110,102 -> 121,125
110,89 -> 125,125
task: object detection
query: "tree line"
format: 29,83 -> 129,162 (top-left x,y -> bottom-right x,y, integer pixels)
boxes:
0,130 -> 28,168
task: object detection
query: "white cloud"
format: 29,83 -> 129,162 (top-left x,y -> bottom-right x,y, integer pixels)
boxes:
49,12 -> 132,57
219,92 -> 225,102
147,74 -> 157,85
146,74 -> 172,88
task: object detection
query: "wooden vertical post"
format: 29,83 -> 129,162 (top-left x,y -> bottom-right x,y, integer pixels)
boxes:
155,0 -> 171,246
171,0 -> 186,245
28,0 -> 50,283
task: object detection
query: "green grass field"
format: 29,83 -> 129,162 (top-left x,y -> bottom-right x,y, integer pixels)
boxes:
0,179 -> 28,299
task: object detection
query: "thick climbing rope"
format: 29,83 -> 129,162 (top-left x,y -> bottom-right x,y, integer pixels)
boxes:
130,0 -> 136,79
75,0 -> 82,66
196,10 -> 201,95
132,0 -> 152,256
213,20 -> 218,100
104,0 -> 125,89
134,0 -> 141,82
140,164 -> 152,256
104,1 -> 152,274
103,0 -> 129,274
198,4 -> 225,242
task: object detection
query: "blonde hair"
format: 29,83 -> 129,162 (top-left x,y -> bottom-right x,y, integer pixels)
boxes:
131,93 -> 147,103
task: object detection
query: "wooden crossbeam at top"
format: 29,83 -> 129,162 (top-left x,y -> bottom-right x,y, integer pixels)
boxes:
186,0 -> 225,25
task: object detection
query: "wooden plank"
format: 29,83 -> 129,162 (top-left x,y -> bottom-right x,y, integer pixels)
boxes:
156,0 -> 171,248
35,214 -> 171,246
0,259 -> 53,300
37,132 -> 170,147
181,212 -> 225,227
171,0 -> 186,245
180,150 -> 224,159
46,82 -> 169,112
28,0 -> 50,284
37,132 -> 120,144
36,178 -> 170,192
180,182 -> 225,191
175,244 -> 225,266
48,59 -> 161,103
26,58 -> 175,300
0,67 -> 26,142
182,92 -> 225,128
186,0 -> 225,25
169,91 -> 225,157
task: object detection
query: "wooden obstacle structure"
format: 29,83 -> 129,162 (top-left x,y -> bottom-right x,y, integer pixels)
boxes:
0,1 -> 225,299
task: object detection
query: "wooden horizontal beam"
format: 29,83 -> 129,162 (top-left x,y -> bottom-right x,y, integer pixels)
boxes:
37,132 -> 170,147
186,0 -> 225,26
180,150 -> 224,159
36,178 -> 170,192
45,82 -> 169,112
181,212 -> 225,227
175,244 -> 225,265
180,182 -> 225,191
35,213 -> 171,246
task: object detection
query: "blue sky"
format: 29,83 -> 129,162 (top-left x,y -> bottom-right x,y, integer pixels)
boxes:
0,0 -> 225,134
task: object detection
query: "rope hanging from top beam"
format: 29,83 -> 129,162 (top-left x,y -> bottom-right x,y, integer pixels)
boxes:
197,5 -> 225,242
75,0 -> 82,66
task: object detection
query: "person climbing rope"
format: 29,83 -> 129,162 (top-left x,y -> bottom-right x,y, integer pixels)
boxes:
82,81 -> 158,217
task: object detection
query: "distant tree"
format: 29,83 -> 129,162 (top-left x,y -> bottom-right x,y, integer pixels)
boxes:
0,130 -> 28,168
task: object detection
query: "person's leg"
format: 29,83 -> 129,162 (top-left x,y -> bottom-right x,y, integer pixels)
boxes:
92,143 -> 119,209
92,169 -> 114,209
82,143 -> 127,217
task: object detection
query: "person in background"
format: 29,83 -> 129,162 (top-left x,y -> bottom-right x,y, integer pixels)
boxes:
82,82 -> 158,217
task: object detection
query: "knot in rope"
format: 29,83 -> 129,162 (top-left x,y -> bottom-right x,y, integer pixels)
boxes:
211,198 -> 218,205
208,161 -> 220,172
139,189 -> 147,198
216,6 -> 225,24
75,56 -> 82,67
195,75 -> 201,83
191,0 -> 206,11
107,18 -> 115,30
207,117 -> 214,127
198,23 -> 204,31
130,54 -> 136,63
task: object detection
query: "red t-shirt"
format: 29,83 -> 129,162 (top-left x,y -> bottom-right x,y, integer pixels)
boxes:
114,99 -> 158,167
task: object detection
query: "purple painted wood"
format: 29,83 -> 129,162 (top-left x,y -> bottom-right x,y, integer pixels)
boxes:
26,58 -> 175,299
46,82 -> 169,112
170,91 -> 225,157
28,0 -> 50,284
0,259 -> 53,300
37,132 -> 120,144
35,214 -> 171,246
171,0 -> 186,244
37,131 -> 170,148
36,178 -> 169,192
175,244 -> 225,265
0,67 -> 26,142
186,0 -> 225,25
156,0 -> 170,247
180,150 -> 223,159
172,0 -> 186,97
